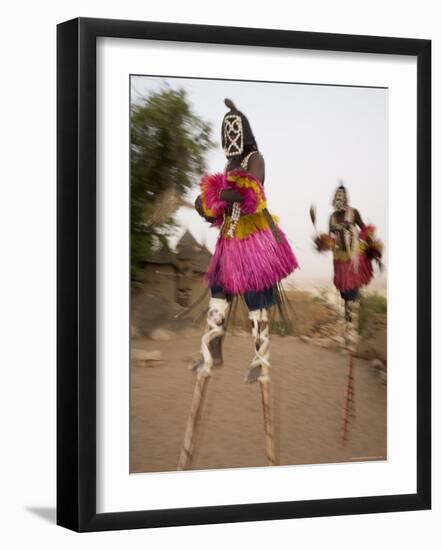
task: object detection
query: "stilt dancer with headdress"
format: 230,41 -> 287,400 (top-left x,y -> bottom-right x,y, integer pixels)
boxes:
178,99 -> 298,470
311,184 -> 383,445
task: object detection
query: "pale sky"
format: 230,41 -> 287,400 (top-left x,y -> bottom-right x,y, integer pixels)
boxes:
131,76 -> 387,289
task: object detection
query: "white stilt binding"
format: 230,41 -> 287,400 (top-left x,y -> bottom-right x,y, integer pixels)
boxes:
246,308 -> 270,383
344,299 -> 360,352
197,298 -> 229,375
247,308 -> 277,465
178,297 -> 229,470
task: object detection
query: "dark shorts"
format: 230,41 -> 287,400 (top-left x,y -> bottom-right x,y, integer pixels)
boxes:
210,285 -> 276,311
340,288 -> 359,301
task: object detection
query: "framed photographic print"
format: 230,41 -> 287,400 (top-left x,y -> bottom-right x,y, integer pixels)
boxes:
57,17 -> 431,532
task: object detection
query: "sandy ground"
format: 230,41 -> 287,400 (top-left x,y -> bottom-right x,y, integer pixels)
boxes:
130,333 -> 386,473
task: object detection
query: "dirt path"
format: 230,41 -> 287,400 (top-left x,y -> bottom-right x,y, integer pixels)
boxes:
130,334 -> 386,473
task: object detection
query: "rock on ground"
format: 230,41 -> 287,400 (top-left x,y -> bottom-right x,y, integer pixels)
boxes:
132,348 -> 163,367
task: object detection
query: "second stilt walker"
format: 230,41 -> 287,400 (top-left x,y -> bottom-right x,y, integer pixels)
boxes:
312,184 -> 383,443
178,99 -> 299,470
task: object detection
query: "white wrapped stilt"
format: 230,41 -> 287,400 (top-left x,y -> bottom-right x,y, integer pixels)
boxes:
178,298 -> 229,470
177,371 -> 210,470
246,309 -> 270,383
341,299 -> 360,446
247,308 -> 277,466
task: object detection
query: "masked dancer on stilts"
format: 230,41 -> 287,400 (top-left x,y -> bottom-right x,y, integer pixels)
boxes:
177,99 -> 299,470
311,184 -> 383,445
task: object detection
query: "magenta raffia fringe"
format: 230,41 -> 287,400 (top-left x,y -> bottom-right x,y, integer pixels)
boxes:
333,255 -> 374,292
206,227 -> 298,294
199,172 -> 229,220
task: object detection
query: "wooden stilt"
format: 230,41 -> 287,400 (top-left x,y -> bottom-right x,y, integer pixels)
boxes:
340,298 -> 359,446
341,351 -> 356,446
259,376 -> 277,466
177,372 -> 210,470
249,310 -> 277,466
178,298 -> 229,470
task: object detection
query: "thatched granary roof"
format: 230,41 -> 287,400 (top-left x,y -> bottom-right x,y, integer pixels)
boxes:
176,230 -> 211,274
143,230 -> 211,274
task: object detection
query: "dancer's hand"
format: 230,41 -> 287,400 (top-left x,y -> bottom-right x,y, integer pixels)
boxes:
194,195 -> 216,223
314,233 -> 334,252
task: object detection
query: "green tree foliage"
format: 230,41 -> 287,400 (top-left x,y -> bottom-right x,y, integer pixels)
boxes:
131,88 -> 214,279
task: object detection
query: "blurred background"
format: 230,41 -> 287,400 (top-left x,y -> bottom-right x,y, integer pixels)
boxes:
129,76 -> 387,473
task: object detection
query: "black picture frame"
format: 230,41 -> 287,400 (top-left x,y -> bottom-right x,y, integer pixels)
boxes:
57,17 -> 431,532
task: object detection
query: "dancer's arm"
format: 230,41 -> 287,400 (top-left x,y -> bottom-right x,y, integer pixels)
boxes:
354,209 -> 366,229
220,153 -> 265,202
219,188 -> 244,203
247,152 -> 265,184
329,214 -> 336,235
194,189 -> 244,222
197,164 -> 267,221
313,215 -> 335,252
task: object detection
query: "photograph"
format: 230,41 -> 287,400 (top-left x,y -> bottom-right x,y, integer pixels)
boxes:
0,1 -> 434,542
129,75 -> 387,474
